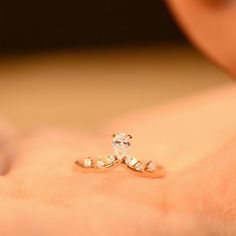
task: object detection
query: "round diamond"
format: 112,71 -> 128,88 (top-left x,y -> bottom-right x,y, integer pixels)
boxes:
97,159 -> 106,168
134,162 -> 143,171
125,155 -> 137,166
83,158 -> 92,167
112,133 -> 131,157
145,161 -> 156,172
106,154 -> 116,164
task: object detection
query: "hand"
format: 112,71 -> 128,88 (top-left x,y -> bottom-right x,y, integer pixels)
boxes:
167,0 -> 236,75
0,84 -> 235,235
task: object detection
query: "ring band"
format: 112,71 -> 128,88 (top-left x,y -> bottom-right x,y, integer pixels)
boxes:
75,133 -> 166,179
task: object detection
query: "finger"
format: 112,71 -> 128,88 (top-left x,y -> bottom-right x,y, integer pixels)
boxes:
0,118 -> 16,175
104,84 -> 236,172
166,0 -> 236,75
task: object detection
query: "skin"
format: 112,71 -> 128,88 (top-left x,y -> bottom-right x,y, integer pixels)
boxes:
0,0 -> 236,235
0,84 -> 235,236
166,0 -> 236,76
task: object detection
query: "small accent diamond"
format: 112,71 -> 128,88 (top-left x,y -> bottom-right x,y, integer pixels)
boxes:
106,154 -> 116,164
134,162 -> 143,171
125,155 -> 137,166
83,158 -> 92,167
145,161 -> 156,172
97,159 -> 106,168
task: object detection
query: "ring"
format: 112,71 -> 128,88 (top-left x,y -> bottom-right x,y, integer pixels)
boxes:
75,133 -> 166,178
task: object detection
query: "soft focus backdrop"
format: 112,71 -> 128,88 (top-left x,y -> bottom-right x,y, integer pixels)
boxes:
0,1 -> 232,131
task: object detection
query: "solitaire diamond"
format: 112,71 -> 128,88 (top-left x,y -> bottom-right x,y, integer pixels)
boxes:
112,133 -> 132,158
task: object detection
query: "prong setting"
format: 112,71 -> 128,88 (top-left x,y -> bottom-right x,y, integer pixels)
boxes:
75,133 -> 165,178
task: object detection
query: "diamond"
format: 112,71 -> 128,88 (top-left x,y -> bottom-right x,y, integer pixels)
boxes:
112,133 -> 132,158
97,159 -> 106,168
125,155 -> 137,166
83,158 -> 92,167
134,162 -> 143,171
106,154 -> 116,164
145,161 -> 156,172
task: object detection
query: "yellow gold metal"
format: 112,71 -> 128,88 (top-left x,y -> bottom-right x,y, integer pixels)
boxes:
74,133 -> 166,179
75,157 -> 165,178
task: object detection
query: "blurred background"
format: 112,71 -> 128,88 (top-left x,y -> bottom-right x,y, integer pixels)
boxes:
0,0 -> 231,131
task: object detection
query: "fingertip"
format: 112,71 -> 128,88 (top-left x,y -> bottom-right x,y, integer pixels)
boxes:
0,118 -> 17,175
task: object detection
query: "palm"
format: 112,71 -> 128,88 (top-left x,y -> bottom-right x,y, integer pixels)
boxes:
0,84 -> 236,236
0,131 -> 167,236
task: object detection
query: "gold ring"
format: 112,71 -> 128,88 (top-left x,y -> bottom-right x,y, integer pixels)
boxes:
75,133 -> 166,179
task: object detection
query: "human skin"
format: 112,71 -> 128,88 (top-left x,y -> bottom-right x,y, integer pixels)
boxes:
166,0 -> 236,76
0,1 -> 236,235
0,84 -> 235,236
